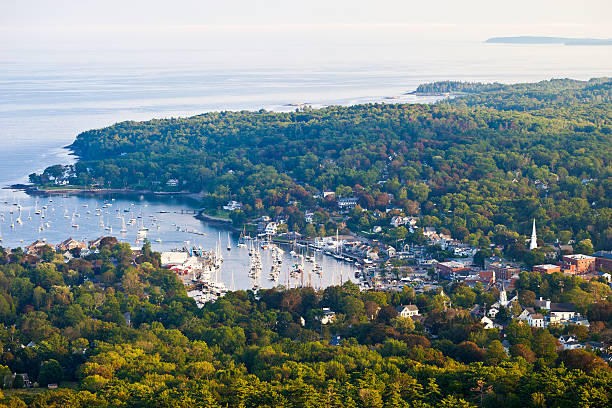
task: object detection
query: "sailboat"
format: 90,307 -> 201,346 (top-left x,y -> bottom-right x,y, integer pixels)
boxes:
120,216 -> 128,233
237,230 -> 247,248
227,232 -> 231,251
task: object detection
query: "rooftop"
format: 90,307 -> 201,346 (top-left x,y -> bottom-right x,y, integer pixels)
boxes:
564,254 -> 595,260
534,264 -> 560,270
594,251 -> 612,260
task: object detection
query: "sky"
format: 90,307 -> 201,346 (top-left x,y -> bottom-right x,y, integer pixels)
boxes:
1,0 -> 611,51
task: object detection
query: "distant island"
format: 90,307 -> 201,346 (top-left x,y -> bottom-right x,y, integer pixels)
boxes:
486,36 -> 612,46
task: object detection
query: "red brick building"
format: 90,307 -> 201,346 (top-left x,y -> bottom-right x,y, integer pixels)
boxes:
435,261 -> 471,277
533,264 -> 561,274
594,251 -> 612,273
561,254 -> 596,275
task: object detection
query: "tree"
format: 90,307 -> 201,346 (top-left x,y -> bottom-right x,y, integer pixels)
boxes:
519,290 -> 536,307
473,249 -> 491,268
531,330 -> 557,363
391,316 -> 415,334
510,343 -> 536,362
574,239 -> 594,255
12,374 -> 24,389
38,359 -> 63,386
121,270 -> 143,296
485,340 -> 507,366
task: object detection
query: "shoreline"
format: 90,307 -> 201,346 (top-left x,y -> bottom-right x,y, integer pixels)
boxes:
8,184 -> 202,199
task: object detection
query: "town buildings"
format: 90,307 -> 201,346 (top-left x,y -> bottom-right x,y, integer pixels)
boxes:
561,254 -> 596,275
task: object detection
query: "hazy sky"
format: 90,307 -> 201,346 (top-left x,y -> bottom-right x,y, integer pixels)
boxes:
2,0 -> 610,51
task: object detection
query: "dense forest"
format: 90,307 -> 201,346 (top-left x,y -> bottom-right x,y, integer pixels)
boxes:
30,78 -> 612,253
0,241 -> 609,407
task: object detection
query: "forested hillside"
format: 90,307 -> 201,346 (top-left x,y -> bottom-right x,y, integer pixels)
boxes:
32,78 -> 612,252
0,241 -> 609,407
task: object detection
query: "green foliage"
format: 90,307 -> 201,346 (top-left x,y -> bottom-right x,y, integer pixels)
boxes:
8,77 -> 612,406
38,359 -> 62,387
34,78 -> 612,254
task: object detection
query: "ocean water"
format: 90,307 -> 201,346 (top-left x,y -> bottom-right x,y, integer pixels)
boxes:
0,39 -> 610,289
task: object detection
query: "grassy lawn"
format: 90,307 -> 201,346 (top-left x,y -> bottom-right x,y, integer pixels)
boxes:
203,208 -> 231,219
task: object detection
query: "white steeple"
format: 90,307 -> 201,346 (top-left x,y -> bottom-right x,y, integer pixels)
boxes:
499,282 -> 508,306
529,219 -> 538,250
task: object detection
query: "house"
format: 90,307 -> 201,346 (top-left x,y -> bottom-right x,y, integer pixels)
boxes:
518,307 -> 534,321
319,308 -> 336,325
9,373 -> 32,388
304,212 -> 314,223
519,307 -> 546,328
423,227 -> 436,237
222,201 -> 242,211
558,334 -> 578,345
166,179 -> 179,187
264,222 -> 278,236
527,313 -> 545,328
533,297 -> 551,309
385,245 -> 397,258
56,238 -> 87,252
549,303 -> 576,321
337,197 -> 358,209
397,305 -> 419,318
25,240 -> 52,256
480,316 -> 495,330
390,216 -> 417,228
88,236 -> 112,249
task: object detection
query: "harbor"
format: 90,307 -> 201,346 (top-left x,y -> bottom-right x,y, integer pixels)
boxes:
0,188 -> 358,300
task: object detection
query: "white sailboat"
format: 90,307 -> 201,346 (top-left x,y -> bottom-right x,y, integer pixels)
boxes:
120,216 -> 128,233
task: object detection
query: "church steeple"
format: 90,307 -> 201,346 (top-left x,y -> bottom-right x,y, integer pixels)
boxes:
530,219 -> 538,250
499,282 -> 508,306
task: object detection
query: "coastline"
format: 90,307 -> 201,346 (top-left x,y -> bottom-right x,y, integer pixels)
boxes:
8,184 -> 202,199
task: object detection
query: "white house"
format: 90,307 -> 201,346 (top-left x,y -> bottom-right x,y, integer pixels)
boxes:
549,303 -> 576,322
319,308 -> 337,325
222,201 -> 243,211
480,316 -> 495,330
527,313 -> 545,328
520,307 -> 545,328
264,222 -> 278,236
397,305 -> 419,318
305,212 -> 314,223
390,216 -> 418,228
337,197 -> 358,209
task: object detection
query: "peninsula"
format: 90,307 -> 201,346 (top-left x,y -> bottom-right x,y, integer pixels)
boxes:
486,36 -> 612,46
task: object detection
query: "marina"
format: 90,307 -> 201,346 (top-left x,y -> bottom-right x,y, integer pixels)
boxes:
0,189 -> 358,298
